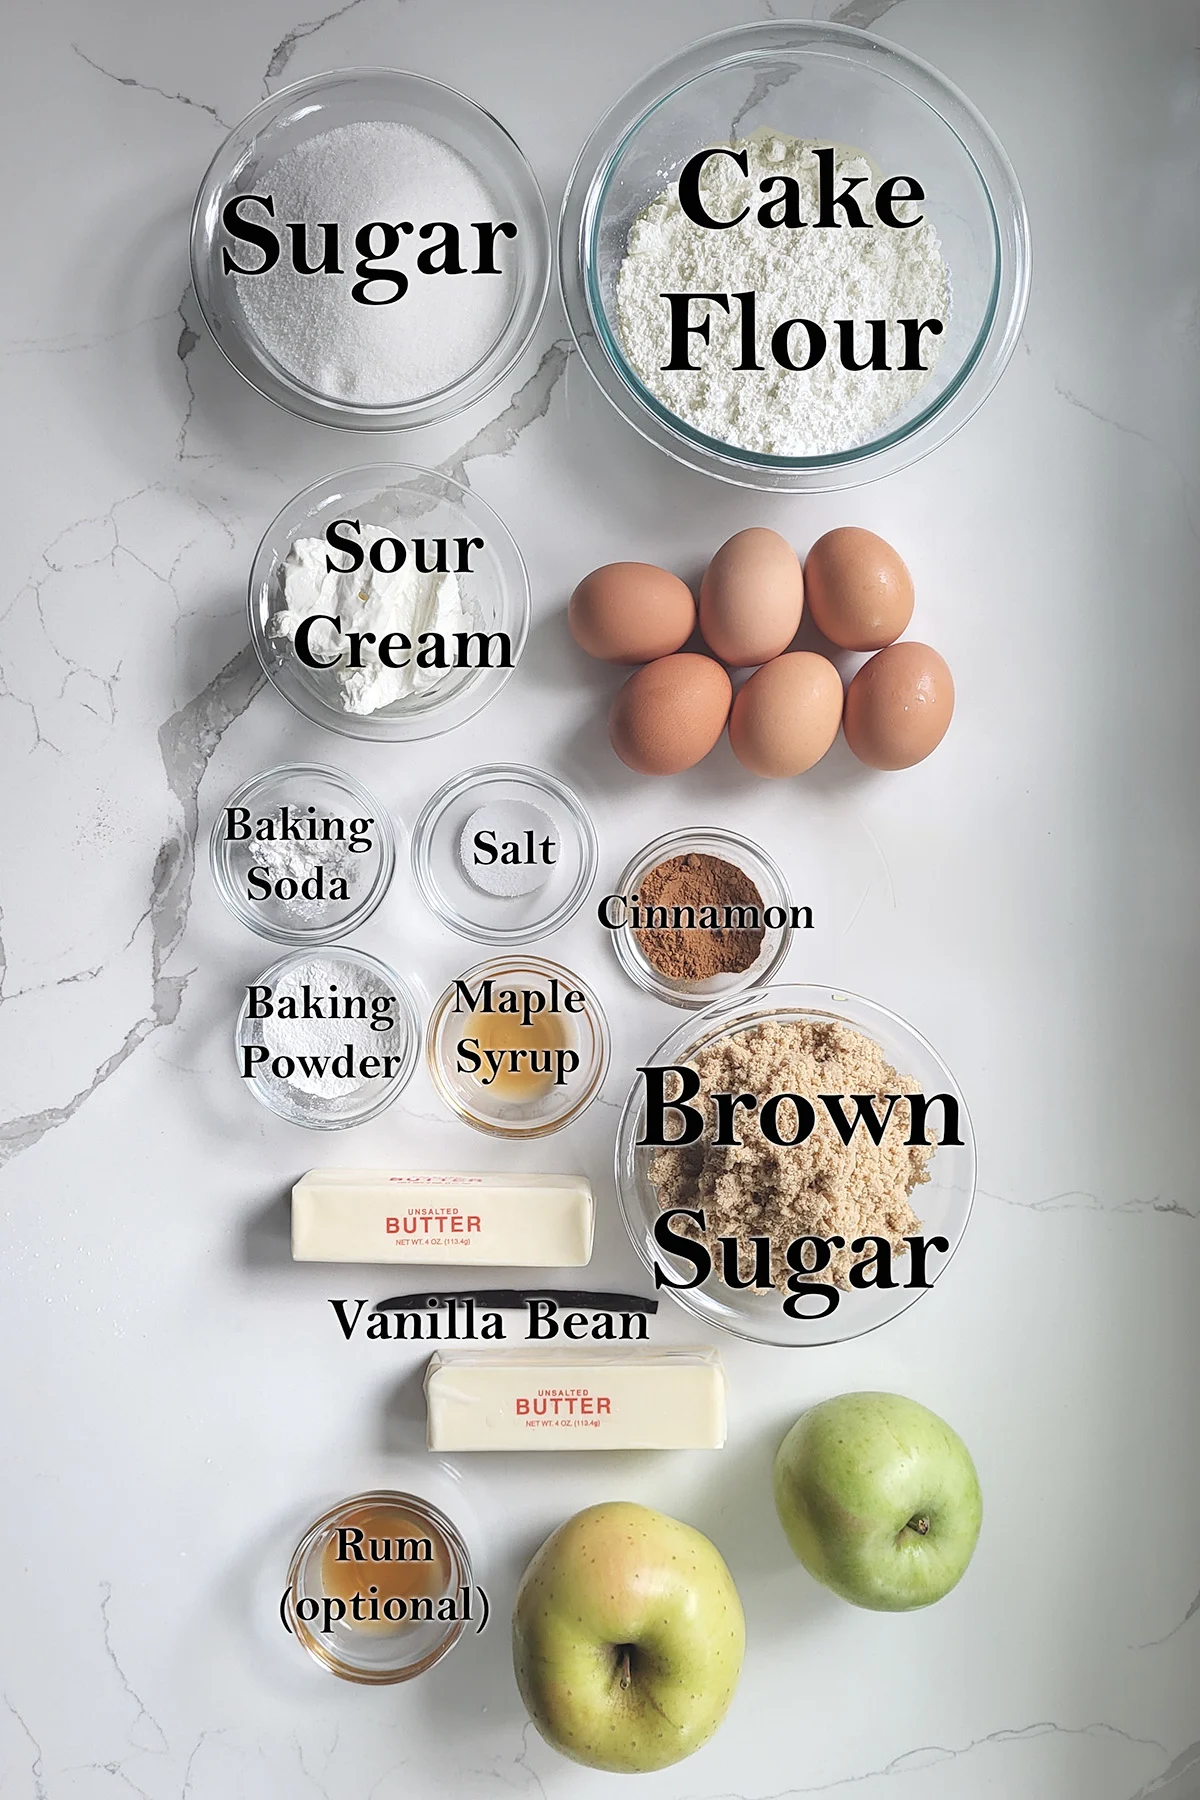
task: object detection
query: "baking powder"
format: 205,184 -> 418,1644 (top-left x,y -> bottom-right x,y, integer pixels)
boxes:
262,957 -> 404,1099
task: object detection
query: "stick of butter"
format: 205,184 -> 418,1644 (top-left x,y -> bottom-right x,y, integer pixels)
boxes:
424,1347 -> 727,1451
291,1171 -> 594,1266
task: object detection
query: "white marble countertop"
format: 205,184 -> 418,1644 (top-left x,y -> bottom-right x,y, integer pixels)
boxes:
2,0 -> 1198,1794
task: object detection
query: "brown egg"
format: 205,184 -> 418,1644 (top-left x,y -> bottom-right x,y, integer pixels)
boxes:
804,527 -> 914,651
843,642 -> 954,770
729,652 -> 843,778
568,562 -> 696,664
608,654 -> 732,775
699,528 -> 804,667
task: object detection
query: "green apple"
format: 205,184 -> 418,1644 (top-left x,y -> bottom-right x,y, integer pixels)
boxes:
512,1501 -> 745,1773
774,1391 -> 982,1612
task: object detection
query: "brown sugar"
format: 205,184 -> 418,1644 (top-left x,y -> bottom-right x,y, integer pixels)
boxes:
633,852 -> 766,982
649,1017 -> 933,1289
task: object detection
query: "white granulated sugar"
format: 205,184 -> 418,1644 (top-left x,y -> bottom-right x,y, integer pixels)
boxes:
236,120 -> 514,406
616,133 -> 951,456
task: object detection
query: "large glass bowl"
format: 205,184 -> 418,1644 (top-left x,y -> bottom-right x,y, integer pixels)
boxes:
560,21 -> 1030,491
191,69 -> 550,431
615,983 -> 976,1345
248,463 -> 529,743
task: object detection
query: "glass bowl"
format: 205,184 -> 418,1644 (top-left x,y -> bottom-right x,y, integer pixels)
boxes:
615,983 -> 975,1345
284,1490 -> 473,1684
559,21 -> 1030,491
607,827 -> 797,1009
248,463 -> 530,742
210,763 -> 396,945
412,764 -> 597,946
190,68 -> 550,430
236,946 -> 421,1129
426,955 -> 610,1138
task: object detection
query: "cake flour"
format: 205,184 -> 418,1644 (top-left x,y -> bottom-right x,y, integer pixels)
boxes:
615,132 -> 951,456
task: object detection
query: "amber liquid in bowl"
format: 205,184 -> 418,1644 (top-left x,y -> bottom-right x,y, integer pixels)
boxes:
318,1499 -> 454,1637
463,1003 -> 574,1103
287,1489 -> 473,1682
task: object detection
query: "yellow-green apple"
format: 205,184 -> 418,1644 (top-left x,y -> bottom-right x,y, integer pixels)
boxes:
512,1501 -> 744,1773
774,1391 -> 982,1611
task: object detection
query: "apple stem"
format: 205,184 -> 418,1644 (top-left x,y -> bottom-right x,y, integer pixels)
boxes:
619,1648 -> 632,1690
906,1514 -> 930,1537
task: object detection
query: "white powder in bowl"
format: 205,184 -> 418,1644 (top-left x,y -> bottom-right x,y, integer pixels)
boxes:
459,799 -> 556,898
237,833 -> 362,923
260,956 -> 407,1101
235,120 -> 516,407
615,132 -> 951,457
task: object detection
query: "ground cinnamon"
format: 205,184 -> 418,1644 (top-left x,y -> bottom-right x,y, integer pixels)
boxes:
633,853 -> 766,982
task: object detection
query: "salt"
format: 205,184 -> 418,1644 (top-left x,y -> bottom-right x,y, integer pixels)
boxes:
235,120 -> 516,407
459,800 -> 557,899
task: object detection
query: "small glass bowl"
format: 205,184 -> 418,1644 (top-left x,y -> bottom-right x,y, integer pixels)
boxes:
284,1490 -> 473,1684
248,463 -> 530,743
608,827 -> 795,1009
559,21 -> 1030,491
190,68 -> 550,430
615,984 -> 976,1346
210,763 -> 396,945
412,765 -> 598,946
426,955 -> 610,1138
236,946 -> 421,1129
